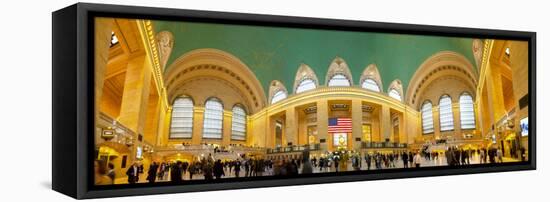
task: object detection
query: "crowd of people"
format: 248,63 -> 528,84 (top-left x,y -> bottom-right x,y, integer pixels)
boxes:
94,146 -> 516,185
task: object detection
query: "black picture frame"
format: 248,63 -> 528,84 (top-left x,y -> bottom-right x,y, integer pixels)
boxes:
52,3 -> 536,199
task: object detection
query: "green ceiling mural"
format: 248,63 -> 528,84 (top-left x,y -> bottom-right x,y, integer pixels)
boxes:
154,20 -> 476,96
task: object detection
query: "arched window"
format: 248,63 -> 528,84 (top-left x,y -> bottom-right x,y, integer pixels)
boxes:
328,74 -> 351,87
170,97 -> 194,138
202,98 -> 224,139
295,79 -> 316,93
459,93 -> 476,129
271,90 -> 287,104
421,101 -> 434,134
439,95 -> 454,131
231,105 -> 247,140
361,78 -> 381,92
389,88 -> 402,101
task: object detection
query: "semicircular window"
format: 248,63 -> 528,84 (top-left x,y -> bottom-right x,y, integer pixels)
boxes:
295,79 -> 316,93
170,97 -> 194,138
231,105 -> 247,141
328,74 -> 351,87
421,101 -> 434,134
439,95 -> 454,131
361,78 -> 381,92
459,93 -> 476,129
271,90 -> 287,104
388,88 -> 402,101
202,98 -> 224,139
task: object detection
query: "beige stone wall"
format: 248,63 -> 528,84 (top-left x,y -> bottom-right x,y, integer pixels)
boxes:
246,87 -> 419,151
97,19 -> 530,162
509,41 -> 529,150
416,76 -> 475,139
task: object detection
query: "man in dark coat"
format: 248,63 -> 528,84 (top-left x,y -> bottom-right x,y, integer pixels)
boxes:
402,152 -> 409,168
126,163 -> 139,184
146,162 -> 158,183
170,161 -> 183,183
234,160 -> 242,178
213,159 -> 225,179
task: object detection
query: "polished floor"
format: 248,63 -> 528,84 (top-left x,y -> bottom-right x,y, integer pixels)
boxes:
113,154 -> 520,184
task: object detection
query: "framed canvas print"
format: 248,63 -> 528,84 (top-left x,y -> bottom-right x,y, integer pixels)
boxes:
52,3 -> 536,199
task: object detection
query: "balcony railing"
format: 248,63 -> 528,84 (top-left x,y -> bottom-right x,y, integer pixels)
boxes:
361,142 -> 407,149
155,144 -> 266,154
267,144 -> 320,154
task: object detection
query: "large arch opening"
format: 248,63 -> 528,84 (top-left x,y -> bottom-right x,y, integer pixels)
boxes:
164,49 -> 267,114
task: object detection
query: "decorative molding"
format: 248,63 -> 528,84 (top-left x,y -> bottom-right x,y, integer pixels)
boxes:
268,80 -> 288,104
293,63 -> 319,93
155,30 -> 174,70
325,57 -> 353,86
360,64 -> 383,91
406,51 -> 477,106
137,20 -> 169,109
262,86 -> 419,118
165,48 -> 267,112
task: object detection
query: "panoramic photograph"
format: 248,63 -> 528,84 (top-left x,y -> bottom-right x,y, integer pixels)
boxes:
92,17 -> 530,185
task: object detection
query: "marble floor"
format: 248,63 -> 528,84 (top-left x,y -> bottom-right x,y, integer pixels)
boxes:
113,154 -> 521,184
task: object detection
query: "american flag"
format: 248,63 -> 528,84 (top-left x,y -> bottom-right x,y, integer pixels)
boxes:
328,118 -> 352,133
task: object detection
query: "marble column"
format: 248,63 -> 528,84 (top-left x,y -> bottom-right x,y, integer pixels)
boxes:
222,111 -> 233,146
351,99 -> 363,150
433,106 -> 441,139
157,107 -> 171,146
285,107 -> 297,146
452,102 -> 462,137
191,107 -> 205,145
117,54 -> 152,163
94,18 -> 113,138
317,100 -> 329,150
379,105 -> 391,142
118,54 -> 151,133
486,63 -> 507,122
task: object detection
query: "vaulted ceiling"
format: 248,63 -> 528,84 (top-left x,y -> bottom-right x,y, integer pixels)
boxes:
153,20 -> 478,96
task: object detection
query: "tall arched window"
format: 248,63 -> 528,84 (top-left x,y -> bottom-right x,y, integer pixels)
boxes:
421,101 -> 434,134
271,90 -> 287,104
439,95 -> 454,131
361,78 -> 381,92
170,97 -> 194,138
202,98 -> 224,139
459,93 -> 476,129
389,88 -> 402,101
295,79 -> 316,93
231,105 -> 247,140
328,74 -> 351,87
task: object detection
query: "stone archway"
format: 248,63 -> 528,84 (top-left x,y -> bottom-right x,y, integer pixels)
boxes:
406,51 -> 477,108
164,49 -> 267,113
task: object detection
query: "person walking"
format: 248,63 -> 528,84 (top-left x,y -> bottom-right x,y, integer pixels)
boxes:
402,152 -> 409,168
170,161 -> 183,183
234,160 -> 241,178
106,163 -> 115,184
244,160 -> 250,177
333,156 -> 340,172
126,162 -> 140,184
95,160 -> 113,185
479,149 -> 486,164
301,151 -> 313,174
408,151 -> 414,168
413,152 -> 422,168
146,162 -> 158,183
365,153 -> 372,170
213,159 -> 225,179
497,148 -> 503,163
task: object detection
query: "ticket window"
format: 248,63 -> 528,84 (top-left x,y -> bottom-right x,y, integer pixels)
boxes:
308,125 -> 317,145
275,121 -> 283,148
362,124 -> 372,143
